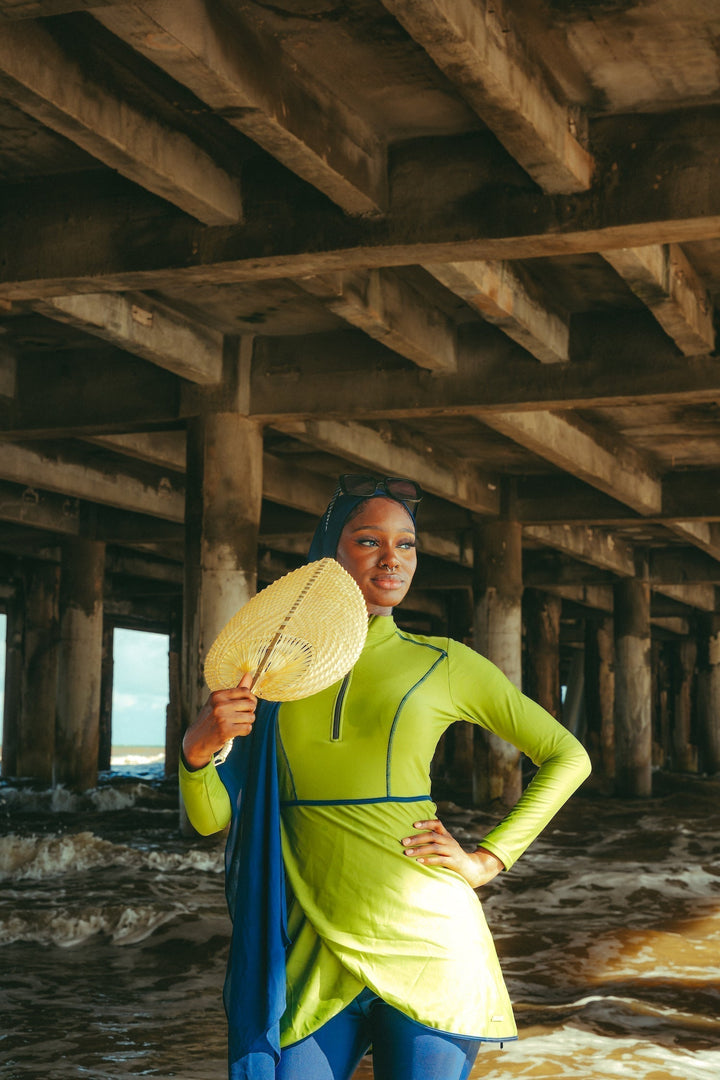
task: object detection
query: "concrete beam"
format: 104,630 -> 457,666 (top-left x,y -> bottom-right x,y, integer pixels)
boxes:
0,480 -> 80,535
1,350 -> 181,439
0,21 -> 241,225
296,270 -> 457,373
516,471 -> 720,527
484,411 -> 662,517
651,617 -> 691,636
34,294 -> 224,384
664,520 -> 720,563
380,0 -> 593,193
248,326 -> 720,423
92,0 -> 386,217
544,584 -> 614,613
107,551 -> 183,586
0,442 -> 185,521
524,524 -> 636,578
425,260 -> 569,364
603,244 -> 714,357
273,418 -> 499,515
0,1 -> 120,15
6,113 -> 720,300
85,432 -> 186,473
653,583 -> 717,613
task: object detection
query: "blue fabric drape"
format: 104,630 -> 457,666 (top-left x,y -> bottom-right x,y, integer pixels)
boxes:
217,700 -> 286,1079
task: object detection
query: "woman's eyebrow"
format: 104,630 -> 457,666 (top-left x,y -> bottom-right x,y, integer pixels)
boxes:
350,524 -> 416,535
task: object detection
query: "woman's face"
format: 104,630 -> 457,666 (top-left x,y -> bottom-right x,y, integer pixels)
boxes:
335,497 -> 417,616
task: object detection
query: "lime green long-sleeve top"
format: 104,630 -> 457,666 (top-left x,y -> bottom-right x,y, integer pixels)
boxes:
181,614 -> 591,1045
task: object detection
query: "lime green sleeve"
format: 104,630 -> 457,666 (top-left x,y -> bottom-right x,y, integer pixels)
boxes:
179,756 -> 232,836
447,640 -> 592,870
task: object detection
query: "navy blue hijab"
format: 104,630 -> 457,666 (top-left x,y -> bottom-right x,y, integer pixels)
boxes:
216,485 -> 417,1078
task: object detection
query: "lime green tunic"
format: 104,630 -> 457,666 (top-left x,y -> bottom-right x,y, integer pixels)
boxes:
181,614 -> 591,1046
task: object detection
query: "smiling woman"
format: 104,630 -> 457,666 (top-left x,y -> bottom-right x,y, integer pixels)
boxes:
179,475 -> 592,1080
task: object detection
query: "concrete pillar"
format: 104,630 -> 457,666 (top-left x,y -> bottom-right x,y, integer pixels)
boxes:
697,614 -> 720,775
672,638 -> 697,772
18,561 -> 60,783
563,648 -> 586,737
472,519 -> 523,806
54,537 -> 106,791
165,610 -> 182,778
1,586 -> 23,777
585,616 -> 615,781
98,622 -> 114,772
651,639 -> 669,769
524,590 -> 561,720
614,578 -> 652,797
183,412 -> 263,731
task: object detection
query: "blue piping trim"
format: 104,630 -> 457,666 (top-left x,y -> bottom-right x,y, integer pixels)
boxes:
280,794 -> 433,807
386,634 -> 447,795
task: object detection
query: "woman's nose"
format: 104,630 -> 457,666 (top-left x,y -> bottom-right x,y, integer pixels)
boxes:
379,550 -> 399,569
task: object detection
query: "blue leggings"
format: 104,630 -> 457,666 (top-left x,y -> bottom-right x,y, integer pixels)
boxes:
276,988 -> 482,1080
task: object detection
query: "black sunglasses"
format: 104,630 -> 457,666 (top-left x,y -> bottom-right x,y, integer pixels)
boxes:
339,474 -> 424,504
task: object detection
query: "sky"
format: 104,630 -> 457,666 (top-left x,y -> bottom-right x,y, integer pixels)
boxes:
111,628 -> 169,746
0,619 -> 169,749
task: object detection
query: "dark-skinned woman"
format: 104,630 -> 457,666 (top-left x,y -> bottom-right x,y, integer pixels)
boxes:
180,476 -> 591,1080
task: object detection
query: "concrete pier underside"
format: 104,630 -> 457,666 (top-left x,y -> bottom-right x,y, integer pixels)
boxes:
0,0 -> 719,801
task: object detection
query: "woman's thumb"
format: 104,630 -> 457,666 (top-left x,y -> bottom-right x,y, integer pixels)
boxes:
238,671 -> 254,690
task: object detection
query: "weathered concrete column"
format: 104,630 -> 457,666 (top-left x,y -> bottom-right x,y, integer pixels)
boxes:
98,622 -> 114,772
614,578 -> 652,797
584,616 -> 615,781
1,587 -> 23,777
165,610 -> 182,778
472,519 -> 523,806
54,538 -> 106,791
183,412 -> 263,730
18,561 -> 60,784
524,589 -> 561,720
672,637 -> 697,772
651,640 -> 669,769
697,614 -> 720,775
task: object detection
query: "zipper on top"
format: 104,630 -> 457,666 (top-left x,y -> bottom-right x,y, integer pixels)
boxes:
331,673 -> 351,741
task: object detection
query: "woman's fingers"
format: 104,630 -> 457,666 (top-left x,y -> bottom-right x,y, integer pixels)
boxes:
400,818 -> 505,888
401,819 -> 456,859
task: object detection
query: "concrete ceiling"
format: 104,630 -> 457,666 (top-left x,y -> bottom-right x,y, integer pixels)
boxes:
0,0 -> 718,625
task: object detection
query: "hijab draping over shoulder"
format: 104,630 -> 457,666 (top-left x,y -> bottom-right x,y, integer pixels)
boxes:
216,484 -> 417,1078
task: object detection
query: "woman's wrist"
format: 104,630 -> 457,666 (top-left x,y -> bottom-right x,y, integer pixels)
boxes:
181,731 -> 214,771
464,847 -> 505,888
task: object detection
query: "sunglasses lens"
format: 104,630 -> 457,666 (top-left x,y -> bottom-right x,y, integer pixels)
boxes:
386,477 -> 422,502
341,474 -> 378,496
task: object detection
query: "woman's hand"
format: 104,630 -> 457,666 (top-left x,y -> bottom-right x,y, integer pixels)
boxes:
182,673 -> 257,770
401,818 -> 505,889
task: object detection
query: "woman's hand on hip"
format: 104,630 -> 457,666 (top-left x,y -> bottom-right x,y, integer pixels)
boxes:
401,818 -> 505,889
181,673 -> 257,770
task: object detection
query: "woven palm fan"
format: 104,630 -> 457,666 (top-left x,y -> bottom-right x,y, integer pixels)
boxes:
204,558 -> 368,760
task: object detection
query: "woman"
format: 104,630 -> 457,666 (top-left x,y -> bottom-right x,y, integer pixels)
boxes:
181,475 -> 591,1080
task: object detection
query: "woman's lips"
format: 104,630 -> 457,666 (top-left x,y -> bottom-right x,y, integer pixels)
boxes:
372,575 -> 403,589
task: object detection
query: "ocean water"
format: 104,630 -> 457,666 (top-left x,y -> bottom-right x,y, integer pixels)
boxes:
1,761 -> 718,1080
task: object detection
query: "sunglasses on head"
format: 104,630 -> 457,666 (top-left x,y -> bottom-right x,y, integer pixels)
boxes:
339,474 -> 424,504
